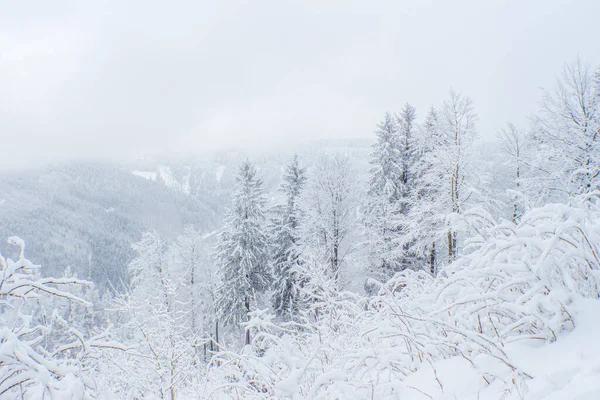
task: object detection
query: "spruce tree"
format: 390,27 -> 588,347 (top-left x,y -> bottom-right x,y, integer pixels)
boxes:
396,103 -> 419,268
364,112 -> 404,277
271,155 -> 307,319
214,160 -> 271,344
364,105 -> 419,278
401,106 -> 445,275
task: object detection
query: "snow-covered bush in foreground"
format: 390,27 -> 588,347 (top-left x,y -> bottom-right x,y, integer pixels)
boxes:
201,195 -> 600,399
0,237 -> 121,399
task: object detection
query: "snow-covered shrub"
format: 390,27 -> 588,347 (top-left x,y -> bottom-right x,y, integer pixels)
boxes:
0,237 -> 119,398
433,194 -> 600,343
334,195 -> 600,397
201,195 -> 600,399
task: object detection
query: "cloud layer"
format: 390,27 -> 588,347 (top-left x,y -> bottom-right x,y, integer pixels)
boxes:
1,0 -> 599,169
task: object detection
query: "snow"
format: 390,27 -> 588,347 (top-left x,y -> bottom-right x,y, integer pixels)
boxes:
158,165 -> 176,188
132,170 -> 157,181
400,298 -> 600,400
215,164 -> 226,182
132,166 -> 191,194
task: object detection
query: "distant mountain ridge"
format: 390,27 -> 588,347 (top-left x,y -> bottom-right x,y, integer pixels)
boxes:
0,140 -> 374,291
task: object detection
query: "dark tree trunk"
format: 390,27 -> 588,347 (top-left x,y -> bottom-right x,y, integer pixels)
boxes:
245,295 -> 251,346
215,319 -> 219,351
429,242 -> 436,275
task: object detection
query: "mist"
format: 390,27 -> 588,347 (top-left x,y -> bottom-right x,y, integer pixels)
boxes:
1,0 -> 599,170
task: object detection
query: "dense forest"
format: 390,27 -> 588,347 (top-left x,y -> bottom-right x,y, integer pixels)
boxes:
2,57 -> 600,399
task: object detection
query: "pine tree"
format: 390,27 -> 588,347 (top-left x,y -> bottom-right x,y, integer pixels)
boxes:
214,161 -> 272,344
396,103 -> 419,267
364,112 -> 404,276
271,155 -> 307,319
397,103 -> 418,197
364,105 -> 419,279
405,105 -> 445,275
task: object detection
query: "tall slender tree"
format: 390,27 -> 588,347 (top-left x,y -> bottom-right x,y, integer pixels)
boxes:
303,154 -> 355,282
116,231 -> 194,399
396,103 -> 419,268
401,93 -> 477,272
403,106 -> 446,275
271,155 -> 307,319
441,90 -> 478,261
171,228 -> 214,362
364,112 -> 404,276
497,123 -> 527,223
214,161 -> 271,345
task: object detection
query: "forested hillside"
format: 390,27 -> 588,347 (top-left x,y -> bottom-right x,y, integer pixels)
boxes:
0,161 -> 223,290
1,58 -> 599,399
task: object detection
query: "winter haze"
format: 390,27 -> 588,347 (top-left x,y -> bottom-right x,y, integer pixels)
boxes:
1,0 -> 599,169
2,1 -> 600,399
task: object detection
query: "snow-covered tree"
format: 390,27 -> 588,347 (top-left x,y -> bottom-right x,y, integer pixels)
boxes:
171,228 -> 215,361
364,112 -> 404,276
497,123 -> 528,223
397,103 -> 418,193
303,154 -> 356,283
532,58 -> 600,200
111,231 -> 195,399
271,155 -> 307,319
440,90 -> 478,261
0,236 -> 119,398
364,105 -> 420,278
401,92 -> 478,273
402,105 -> 446,274
42,265 -> 105,358
396,103 -> 419,266
214,161 -> 272,345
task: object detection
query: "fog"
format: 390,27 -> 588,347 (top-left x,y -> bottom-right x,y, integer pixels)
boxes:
1,0 -> 599,169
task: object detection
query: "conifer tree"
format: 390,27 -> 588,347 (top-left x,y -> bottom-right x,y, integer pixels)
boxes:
396,103 -> 419,267
403,106 -> 445,275
364,112 -> 404,277
271,155 -> 307,319
214,161 -> 271,344
364,105 -> 419,278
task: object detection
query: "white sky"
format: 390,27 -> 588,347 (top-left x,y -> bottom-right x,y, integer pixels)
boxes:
1,0 -> 599,169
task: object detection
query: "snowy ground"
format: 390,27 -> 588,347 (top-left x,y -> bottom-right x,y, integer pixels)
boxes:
400,298 -> 600,400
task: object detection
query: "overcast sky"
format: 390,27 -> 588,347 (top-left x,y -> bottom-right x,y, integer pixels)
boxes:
1,0 -> 599,169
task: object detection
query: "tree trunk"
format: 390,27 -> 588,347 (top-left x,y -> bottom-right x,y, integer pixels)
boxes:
214,319 -> 219,352
513,165 -> 520,223
245,295 -> 251,346
447,229 -> 453,262
429,242 -> 436,275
